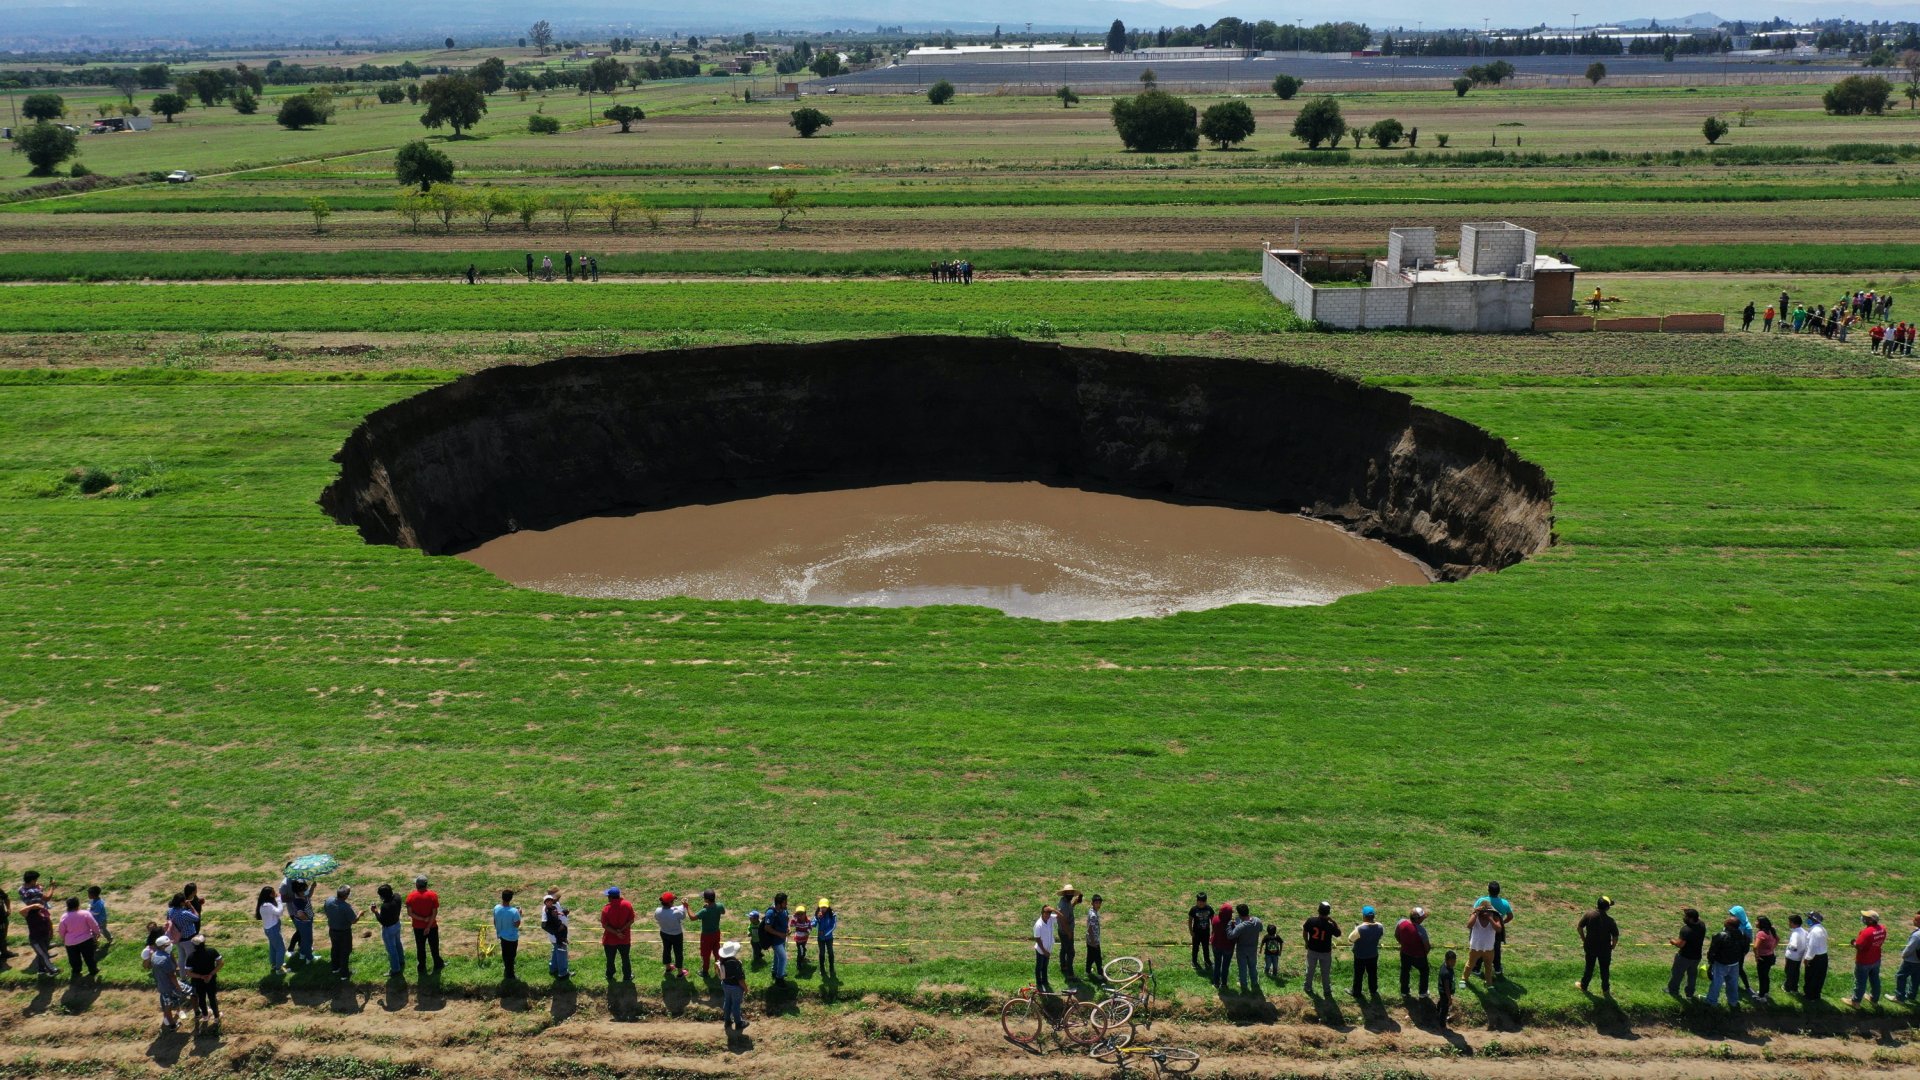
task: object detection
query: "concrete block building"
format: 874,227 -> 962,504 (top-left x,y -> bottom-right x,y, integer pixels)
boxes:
1262,222 -> 1578,332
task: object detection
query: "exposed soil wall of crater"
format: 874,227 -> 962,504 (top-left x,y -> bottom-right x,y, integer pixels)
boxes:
320,337 -> 1554,581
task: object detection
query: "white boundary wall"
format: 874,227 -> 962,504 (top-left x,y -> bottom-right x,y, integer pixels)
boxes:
1262,247 -> 1537,332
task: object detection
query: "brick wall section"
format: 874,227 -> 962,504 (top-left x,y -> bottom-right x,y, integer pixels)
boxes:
1662,313 -> 1726,333
1593,317 -> 1664,332
1533,315 -> 1594,332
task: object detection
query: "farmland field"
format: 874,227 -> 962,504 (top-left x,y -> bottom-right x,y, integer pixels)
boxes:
2,46 -> 1920,1080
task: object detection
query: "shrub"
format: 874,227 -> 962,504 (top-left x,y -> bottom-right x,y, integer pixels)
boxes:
275,94 -> 330,129
1702,116 -> 1729,144
1055,85 -> 1080,108
789,107 -> 832,137
1368,117 -> 1405,148
1271,74 -> 1302,100
1453,77 -> 1473,97
1111,89 -> 1199,152
1290,96 -> 1346,149
928,79 -> 955,105
232,88 -> 258,114
527,113 -> 561,133
1824,74 -> 1894,115
1435,133 -> 1450,148
68,162 -> 91,177
1586,61 -> 1607,84
1198,100 -> 1256,149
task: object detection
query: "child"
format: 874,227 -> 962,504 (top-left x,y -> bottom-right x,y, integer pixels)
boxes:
88,886 -> 112,946
747,910 -> 765,964
1437,950 -> 1458,1023
790,906 -> 812,966
1262,923 -> 1283,980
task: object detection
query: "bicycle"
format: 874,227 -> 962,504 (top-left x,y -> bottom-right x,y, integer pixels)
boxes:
1088,1037 -> 1199,1075
999,986 -> 1115,1049
1090,956 -> 1157,1033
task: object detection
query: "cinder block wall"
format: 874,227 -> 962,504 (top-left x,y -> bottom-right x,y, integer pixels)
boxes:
1461,224 -> 1535,277
1386,227 -> 1436,269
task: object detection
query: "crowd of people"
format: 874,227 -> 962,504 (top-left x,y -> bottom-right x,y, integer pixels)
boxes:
9,867 -> 1920,1035
931,259 -> 974,284
1740,289 -> 1912,354
498,251 -> 600,284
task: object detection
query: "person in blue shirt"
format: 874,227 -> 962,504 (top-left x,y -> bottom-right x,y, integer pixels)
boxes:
1475,882 -> 1514,977
764,894 -> 792,984
493,889 -> 523,984
88,886 -> 112,945
813,900 -> 838,979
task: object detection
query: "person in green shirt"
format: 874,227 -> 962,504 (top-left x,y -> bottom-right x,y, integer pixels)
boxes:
695,890 -> 727,978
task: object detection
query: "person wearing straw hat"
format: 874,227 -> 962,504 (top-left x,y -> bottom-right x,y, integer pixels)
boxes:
814,899 -> 838,979
718,940 -> 748,1032
1850,910 -> 1887,1006
1056,884 -> 1082,984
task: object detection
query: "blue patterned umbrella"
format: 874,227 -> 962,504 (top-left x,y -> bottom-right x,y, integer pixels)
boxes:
284,853 -> 340,881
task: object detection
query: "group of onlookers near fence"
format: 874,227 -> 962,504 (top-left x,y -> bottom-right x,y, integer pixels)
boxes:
1743,290 -> 1912,354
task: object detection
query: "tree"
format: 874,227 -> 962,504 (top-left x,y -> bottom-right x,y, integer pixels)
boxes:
531,20 -> 554,54
151,93 -> 188,122
405,83 -> 421,105
473,57 -> 508,94
306,197 -> 332,234
1271,73 -> 1302,100
928,79 -> 955,104
113,74 -> 139,104
232,87 -> 258,114
275,94 -> 329,129
1452,76 -> 1473,98
394,140 -> 455,191
1702,116 -> 1729,144
445,37 -> 456,50
427,186 -> 469,232
183,69 -> 228,107
1055,85 -> 1080,108
593,192 -> 639,231
16,122 -> 78,176
419,75 -> 488,136
1138,68 -> 1157,88
603,103 -> 644,131
1367,117 -> 1405,148
1290,96 -> 1346,149
1107,19 -> 1128,53
474,188 -> 513,230
1824,74 -> 1894,115
527,113 -> 561,133
586,57 -> 628,93
789,107 -> 832,137
22,93 -> 65,121
549,192 -> 586,232
512,190 -> 544,230
137,63 -> 171,89
810,53 -> 845,77
769,186 -> 808,228
1585,61 -> 1607,85
1198,99 -> 1256,149
377,84 -> 406,104
1111,90 -> 1199,152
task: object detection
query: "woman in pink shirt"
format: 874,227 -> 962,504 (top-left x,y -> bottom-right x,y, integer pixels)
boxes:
58,896 -> 102,978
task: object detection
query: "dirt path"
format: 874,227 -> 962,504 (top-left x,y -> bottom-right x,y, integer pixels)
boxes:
3,984 -> 1914,1078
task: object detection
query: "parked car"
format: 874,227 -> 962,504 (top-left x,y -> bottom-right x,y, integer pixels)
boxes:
165,170 -> 196,184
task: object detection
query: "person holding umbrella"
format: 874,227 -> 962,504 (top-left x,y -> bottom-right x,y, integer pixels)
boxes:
283,854 -> 340,968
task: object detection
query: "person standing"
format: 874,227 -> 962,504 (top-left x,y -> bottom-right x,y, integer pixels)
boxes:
256,886 -> 286,976
590,256 -> 599,282
287,880 -> 315,966
814,900 -> 838,979
1706,916 -> 1748,1009
1575,895 -> 1619,997
146,935 -> 189,1030
183,934 -> 223,1028
1348,906 -> 1383,998
1475,882 -> 1514,977
405,876 -> 444,976
1083,894 -> 1104,983
1742,301 -> 1756,331
1666,907 -> 1705,998
1762,305 -> 1775,332
1850,910 -> 1887,1006
1752,915 -> 1779,1000
1231,903 -> 1263,994
601,887 -> 636,983
655,892 -> 689,978
323,885 -> 359,981
1805,911 -> 1831,998
166,891 -> 200,970
1396,907 -> 1431,998
765,894 -> 792,984
564,251 -> 574,282
543,891 -> 571,979
541,254 -> 553,281
1209,902 -> 1233,989
1056,885 -> 1081,983
494,889 -> 523,984
19,872 -> 59,977
1263,924 -> 1283,982
694,890 -> 726,978
525,252 -> 534,282
57,896 -> 102,978
372,885 -> 404,978
1030,904 -> 1058,994
465,263 -> 477,285
87,887 -> 112,946
1301,901 -> 1339,998
1466,902 -> 1502,984
1784,913 -> 1808,995
1895,912 -> 1920,1003
719,940 -> 748,1032
1186,893 -> 1214,972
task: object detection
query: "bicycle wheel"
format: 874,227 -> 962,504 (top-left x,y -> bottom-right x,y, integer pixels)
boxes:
1000,997 -> 1042,1044
1063,1000 -> 1108,1046
1094,995 -> 1136,1030
1104,956 -> 1145,982
1154,1047 -> 1200,1074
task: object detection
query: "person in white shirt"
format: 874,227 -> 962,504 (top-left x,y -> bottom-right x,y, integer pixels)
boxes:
1897,912 -> 1920,1004
1784,913 -> 1809,996
1804,911 -> 1831,999
255,886 -> 286,976
1030,905 -> 1058,994
654,892 -> 690,979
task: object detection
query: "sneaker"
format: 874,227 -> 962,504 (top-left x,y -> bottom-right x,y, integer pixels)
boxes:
1575,982 -> 1587,992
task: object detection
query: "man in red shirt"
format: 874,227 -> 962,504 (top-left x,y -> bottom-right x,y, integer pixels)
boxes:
1851,910 -> 1888,1006
601,887 -> 636,983
404,876 -> 443,977
1396,907 -> 1431,998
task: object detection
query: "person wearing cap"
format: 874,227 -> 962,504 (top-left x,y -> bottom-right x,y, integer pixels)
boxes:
601,887 -> 636,983
1665,907 -> 1705,998
1231,903 -> 1264,994
145,933 -> 189,1030
1850,910 -> 1887,1006
322,885 -> 359,982
1347,905 -> 1384,999
494,889 -> 523,984
1705,916 -> 1749,1009
1895,912 -> 1920,1004
1301,901 -> 1339,998
1804,911 -> 1831,999
1466,901 -> 1502,985
655,891 -> 690,979
1030,903 -> 1058,994
1575,896 -> 1619,997
765,893 -> 792,983
1186,893 -> 1214,972
694,890 -> 726,979
1056,885 -> 1082,984
404,876 -> 443,977
1474,882 -> 1513,978
542,891 -> 571,979
183,932 -> 224,1027
814,899 -> 838,979
1395,907 -> 1431,998
1082,895 -> 1103,984
718,940 -> 748,1032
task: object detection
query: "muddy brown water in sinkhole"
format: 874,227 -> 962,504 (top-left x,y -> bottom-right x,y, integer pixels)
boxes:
459,481 -> 1432,621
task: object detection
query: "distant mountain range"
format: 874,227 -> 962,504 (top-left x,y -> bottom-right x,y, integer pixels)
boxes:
3,0 -> 1918,49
